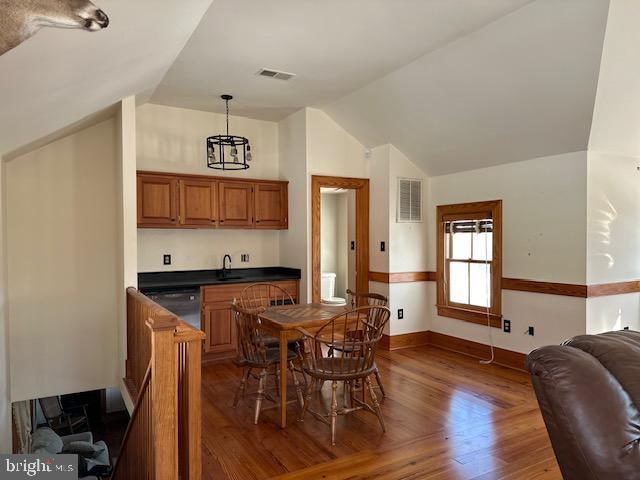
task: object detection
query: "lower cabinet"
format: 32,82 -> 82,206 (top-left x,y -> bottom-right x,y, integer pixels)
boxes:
202,303 -> 236,354
201,279 -> 299,362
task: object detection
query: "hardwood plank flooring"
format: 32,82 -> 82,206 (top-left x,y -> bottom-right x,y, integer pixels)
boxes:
201,346 -> 560,479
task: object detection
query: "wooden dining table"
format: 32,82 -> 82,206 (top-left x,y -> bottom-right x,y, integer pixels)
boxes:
258,302 -> 350,428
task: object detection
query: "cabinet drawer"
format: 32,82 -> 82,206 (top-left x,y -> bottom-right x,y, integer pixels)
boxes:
202,284 -> 246,304
201,280 -> 298,304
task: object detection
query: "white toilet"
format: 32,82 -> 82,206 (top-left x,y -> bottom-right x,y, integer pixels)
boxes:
320,272 -> 347,305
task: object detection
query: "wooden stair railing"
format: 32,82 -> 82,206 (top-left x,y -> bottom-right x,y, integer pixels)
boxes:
114,287 -> 205,480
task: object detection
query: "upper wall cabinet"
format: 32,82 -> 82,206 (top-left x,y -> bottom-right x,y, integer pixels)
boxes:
179,179 -> 218,227
255,183 -> 287,228
137,171 -> 288,230
137,174 -> 178,227
219,181 -> 254,228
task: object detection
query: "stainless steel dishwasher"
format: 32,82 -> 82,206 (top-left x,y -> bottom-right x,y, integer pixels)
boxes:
145,288 -> 201,330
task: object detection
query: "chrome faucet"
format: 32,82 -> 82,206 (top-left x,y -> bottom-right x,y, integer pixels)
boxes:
222,254 -> 232,277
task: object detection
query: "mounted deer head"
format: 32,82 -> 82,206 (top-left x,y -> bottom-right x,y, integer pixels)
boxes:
0,0 -> 109,56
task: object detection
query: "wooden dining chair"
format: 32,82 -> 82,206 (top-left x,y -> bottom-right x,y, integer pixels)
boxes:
238,282 -> 295,312
341,289 -> 389,397
297,305 -> 391,445
346,289 -> 388,309
231,303 -> 304,424
238,282 -> 306,388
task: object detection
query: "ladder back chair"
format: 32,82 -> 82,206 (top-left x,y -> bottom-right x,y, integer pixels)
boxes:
231,303 -> 304,424
238,282 -> 306,385
238,282 -> 295,312
342,289 -> 389,396
297,305 -> 391,445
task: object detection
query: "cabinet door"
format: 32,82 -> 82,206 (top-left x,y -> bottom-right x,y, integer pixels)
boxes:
254,183 -> 287,229
219,182 -> 254,227
202,304 -> 236,354
179,179 -> 218,227
137,174 -> 178,227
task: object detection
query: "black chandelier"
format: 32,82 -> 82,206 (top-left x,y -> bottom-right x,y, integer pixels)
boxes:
206,95 -> 252,170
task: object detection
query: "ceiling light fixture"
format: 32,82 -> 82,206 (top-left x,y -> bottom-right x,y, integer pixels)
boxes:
206,95 -> 252,170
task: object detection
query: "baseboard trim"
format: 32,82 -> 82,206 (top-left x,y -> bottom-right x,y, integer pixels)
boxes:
381,331 -> 430,350
381,331 -> 527,371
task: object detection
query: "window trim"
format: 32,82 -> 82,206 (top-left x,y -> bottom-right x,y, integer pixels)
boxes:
436,200 -> 502,328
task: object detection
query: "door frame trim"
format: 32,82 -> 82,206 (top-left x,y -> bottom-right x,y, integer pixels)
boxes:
311,175 -> 370,303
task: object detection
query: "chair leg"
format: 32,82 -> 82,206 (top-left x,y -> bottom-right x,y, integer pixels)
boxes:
343,381 -> 349,408
366,376 -> 385,433
274,368 -> 281,397
233,367 -> 250,407
330,381 -> 338,446
299,378 -> 315,421
289,361 -> 304,411
254,369 -> 267,425
374,368 -> 386,397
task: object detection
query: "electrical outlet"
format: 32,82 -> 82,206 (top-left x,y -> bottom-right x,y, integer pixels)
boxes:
527,326 -> 535,336
163,254 -> 171,265
398,308 -> 403,319
380,241 -> 386,252
503,319 -> 511,333
351,241 -> 355,251
240,254 -> 250,262
624,326 -> 630,331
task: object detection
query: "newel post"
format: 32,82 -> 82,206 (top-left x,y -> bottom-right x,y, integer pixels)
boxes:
148,314 -> 179,480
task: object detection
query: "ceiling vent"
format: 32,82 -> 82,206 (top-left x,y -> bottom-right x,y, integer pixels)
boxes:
256,68 -> 296,81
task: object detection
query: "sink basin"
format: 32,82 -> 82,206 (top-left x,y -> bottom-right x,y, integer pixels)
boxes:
217,276 -> 244,282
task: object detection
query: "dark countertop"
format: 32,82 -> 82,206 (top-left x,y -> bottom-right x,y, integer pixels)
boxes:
138,267 -> 301,293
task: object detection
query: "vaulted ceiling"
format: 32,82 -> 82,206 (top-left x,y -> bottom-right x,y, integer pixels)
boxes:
0,0 -> 213,155
0,0 -> 611,176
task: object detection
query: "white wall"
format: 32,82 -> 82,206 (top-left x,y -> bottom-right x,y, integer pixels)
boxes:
336,192 -> 351,298
136,104 -> 281,272
589,0 -> 640,158
0,158 -> 11,452
138,229 -> 281,272
6,119 -> 120,401
368,144 -> 430,336
369,146 -> 390,274
428,151 -> 588,353
347,192 -> 356,292
116,98 -> 138,412
278,109 -> 309,302
305,108 -> 368,300
320,193 -> 339,276
137,103 -> 279,179
585,0 -> 640,335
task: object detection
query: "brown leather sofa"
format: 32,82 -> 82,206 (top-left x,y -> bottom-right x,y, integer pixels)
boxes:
526,330 -> 640,480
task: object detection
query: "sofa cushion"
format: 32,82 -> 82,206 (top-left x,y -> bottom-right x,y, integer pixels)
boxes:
62,440 -> 106,457
31,428 -> 63,454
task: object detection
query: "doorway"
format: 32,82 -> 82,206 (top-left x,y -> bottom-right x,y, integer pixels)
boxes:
311,175 -> 369,303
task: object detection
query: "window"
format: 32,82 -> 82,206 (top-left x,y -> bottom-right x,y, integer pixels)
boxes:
436,200 -> 502,327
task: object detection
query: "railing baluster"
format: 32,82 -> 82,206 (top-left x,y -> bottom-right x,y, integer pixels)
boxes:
115,288 -> 205,480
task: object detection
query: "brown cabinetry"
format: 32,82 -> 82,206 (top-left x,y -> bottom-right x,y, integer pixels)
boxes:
137,171 -> 288,230
218,182 -> 254,227
255,183 -> 287,228
137,174 -> 178,227
201,279 -> 299,362
179,179 -> 218,227
202,303 -> 235,354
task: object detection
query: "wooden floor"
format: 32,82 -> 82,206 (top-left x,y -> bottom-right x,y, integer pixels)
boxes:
201,346 -> 561,480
